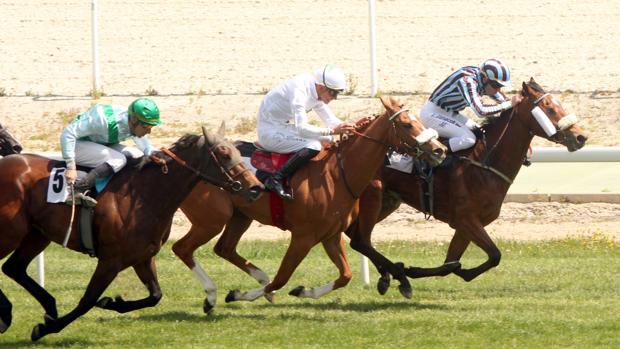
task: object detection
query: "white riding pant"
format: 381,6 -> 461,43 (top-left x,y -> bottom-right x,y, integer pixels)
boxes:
420,101 -> 478,152
73,140 -> 144,172
258,124 -> 322,153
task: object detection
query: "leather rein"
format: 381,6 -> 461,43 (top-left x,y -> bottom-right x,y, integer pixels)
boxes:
158,144 -> 245,192
336,109 -> 423,198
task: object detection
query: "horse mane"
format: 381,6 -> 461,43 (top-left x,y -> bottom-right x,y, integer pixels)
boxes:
481,79 -> 546,131
322,115 -> 376,151
170,133 -> 202,151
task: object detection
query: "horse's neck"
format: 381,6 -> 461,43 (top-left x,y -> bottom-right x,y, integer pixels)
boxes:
335,117 -> 391,195
475,109 -> 533,184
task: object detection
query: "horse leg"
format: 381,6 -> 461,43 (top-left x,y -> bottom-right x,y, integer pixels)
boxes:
31,260 -> 120,341
2,230 -> 57,323
346,182 -> 411,297
404,229 -> 468,279
173,223 -> 226,314
451,227 -> 501,282
289,233 -> 352,299
215,209 -> 272,300
226,235 -> 314,303
95,257 -> 162,313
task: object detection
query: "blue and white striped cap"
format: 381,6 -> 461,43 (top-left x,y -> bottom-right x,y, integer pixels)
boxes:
480,58 -> 511,88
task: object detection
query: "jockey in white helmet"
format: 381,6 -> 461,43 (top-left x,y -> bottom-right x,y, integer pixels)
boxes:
256,64 -> 355,200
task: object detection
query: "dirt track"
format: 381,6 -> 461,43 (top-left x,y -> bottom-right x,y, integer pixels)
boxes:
1,1 -> 619,241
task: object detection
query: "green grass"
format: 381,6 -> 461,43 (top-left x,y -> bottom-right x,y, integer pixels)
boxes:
0,237 -> 618,348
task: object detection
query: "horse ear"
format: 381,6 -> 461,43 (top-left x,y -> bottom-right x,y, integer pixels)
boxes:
202,126 -> 216,146
217,121 -> 226,138
522,81 -> 530,97
379,95 -> 394,110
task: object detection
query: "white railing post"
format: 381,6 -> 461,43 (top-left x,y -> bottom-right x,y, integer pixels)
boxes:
368,0 -> 378,97
361,255 -> 370,286
91,0 -> 101,93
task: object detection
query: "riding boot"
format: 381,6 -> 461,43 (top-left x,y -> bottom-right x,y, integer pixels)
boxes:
439,138 -> 452,153
74,163 -> 115,192
264,148 -> 319,200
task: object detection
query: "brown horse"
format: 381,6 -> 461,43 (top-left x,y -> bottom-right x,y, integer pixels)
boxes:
344,78 -> 588,297
0,123 -> 23,156
0,126 -> 262,341
172,96 -> 447,312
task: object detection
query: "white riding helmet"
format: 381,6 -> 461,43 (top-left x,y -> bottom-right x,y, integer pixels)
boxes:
314,64 -> 347,91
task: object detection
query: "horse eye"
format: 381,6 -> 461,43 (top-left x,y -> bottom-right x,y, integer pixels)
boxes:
403,123 -> 412,129
546,108 -> 556,116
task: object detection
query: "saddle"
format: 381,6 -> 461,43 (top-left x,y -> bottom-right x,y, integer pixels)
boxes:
236,141 -> 293,230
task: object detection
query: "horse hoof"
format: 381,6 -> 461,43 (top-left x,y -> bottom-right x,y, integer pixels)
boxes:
398,284 -> 413,299
263,291 -> 276,303
377,275 -> 391,295
0,314 -> 11,334
0,319 -> 8,334
288,286 -> 305,297
203,299 -> 215,314
31,324 -> 45,341
225,290 -> 238,303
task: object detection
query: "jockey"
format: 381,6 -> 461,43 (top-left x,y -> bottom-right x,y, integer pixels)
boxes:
257,64 -> 356,200
61,97 -> 161,191
420,58 -> 523,152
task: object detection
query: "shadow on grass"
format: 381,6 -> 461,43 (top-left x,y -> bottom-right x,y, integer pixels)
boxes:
0,337 -> 96,348
255,299 -> 448,312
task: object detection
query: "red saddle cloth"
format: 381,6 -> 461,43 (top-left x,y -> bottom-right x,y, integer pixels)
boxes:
250,144 -> 293,230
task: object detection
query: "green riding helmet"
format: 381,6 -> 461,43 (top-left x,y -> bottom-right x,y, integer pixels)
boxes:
128,98 -> 161,125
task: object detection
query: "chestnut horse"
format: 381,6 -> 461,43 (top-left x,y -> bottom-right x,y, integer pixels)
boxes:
0,126 -> 262,341
0,123 -> 22,156
173,96 -> 447,312
344,78 -> 588,297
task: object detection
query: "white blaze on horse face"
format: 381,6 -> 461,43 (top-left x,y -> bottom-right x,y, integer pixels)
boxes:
550,97 -> 580,131
531,106 -> 557,136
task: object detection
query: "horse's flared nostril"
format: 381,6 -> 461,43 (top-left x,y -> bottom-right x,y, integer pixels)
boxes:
13,145 -> 23,153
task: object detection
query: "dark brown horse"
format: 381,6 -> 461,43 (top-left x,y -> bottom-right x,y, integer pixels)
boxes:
344,78 -> 589,297
0,123 -> 22,156
172,96 -> 447,312
0,126 -> 262,341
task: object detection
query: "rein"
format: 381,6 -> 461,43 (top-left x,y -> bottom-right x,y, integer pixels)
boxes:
476,92 -> 552,184
160,145 -> 244,192
336,109 -> 426,198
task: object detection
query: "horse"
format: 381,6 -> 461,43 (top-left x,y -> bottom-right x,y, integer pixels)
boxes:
0,126 -> 263,341
344,78 -> 589,298
0,123 -> 23,156
172,96 -> 448,312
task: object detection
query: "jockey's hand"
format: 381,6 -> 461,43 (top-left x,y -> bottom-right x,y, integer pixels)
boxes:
333,122 -> 356,135
65,168 -> 77,186
511,94 -> 523,107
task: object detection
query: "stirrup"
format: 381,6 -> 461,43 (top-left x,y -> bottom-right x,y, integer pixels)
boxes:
264,178 -> 293,200
65,192 -> 98,207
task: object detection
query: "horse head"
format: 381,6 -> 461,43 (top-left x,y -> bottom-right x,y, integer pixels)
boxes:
516,78 -> 588,152
379,96 -> 447,166
0,123 -> 23,156
201,124 -> 263,201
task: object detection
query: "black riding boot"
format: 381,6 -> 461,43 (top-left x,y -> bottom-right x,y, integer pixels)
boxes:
74,163 -> 115,191
264,148 -> 320,200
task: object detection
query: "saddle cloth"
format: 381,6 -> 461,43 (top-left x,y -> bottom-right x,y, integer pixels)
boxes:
237,141 -> 293,230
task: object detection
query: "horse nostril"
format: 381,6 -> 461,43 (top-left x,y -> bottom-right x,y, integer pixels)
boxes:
577,135 -> 588,146
13,145 -> 23,153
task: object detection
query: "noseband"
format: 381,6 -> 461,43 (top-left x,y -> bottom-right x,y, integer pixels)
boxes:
159,144 -> 248,192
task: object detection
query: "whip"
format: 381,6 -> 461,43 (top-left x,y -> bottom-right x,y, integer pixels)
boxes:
62,184 -> 76,247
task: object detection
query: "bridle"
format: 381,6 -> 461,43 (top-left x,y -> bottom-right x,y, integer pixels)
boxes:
465,89 -> 580,184
157,142 -> 250,193
345,109 -> 438,157
337,108 -> 439,198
